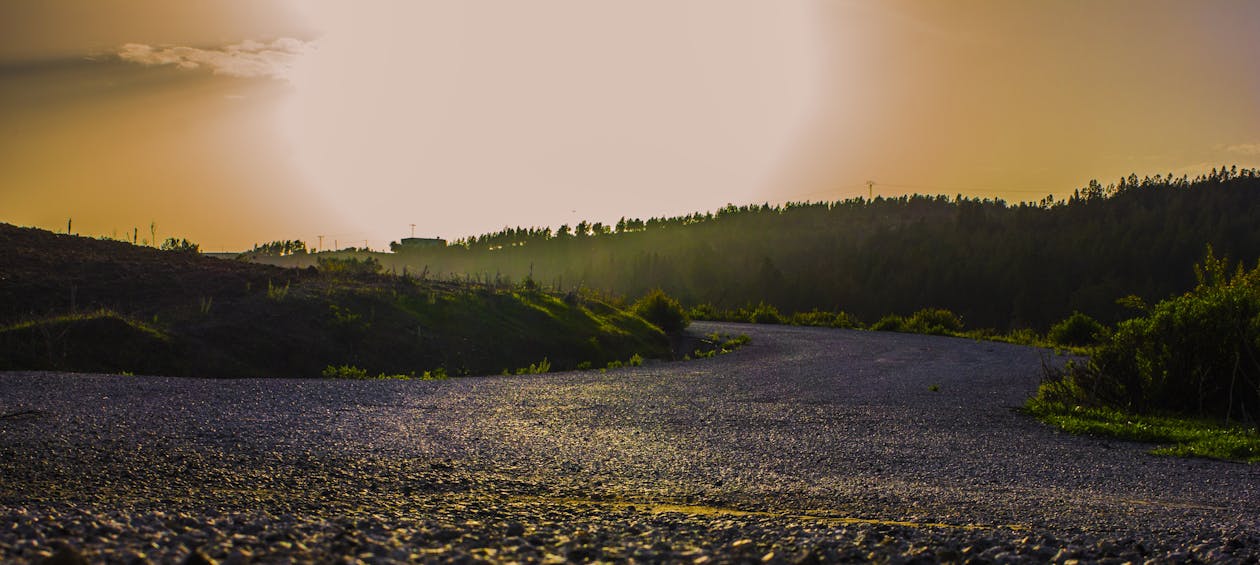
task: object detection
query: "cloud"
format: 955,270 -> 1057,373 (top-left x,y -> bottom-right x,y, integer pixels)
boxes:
117,38 -> 310,80
1226,143 -> 1260,156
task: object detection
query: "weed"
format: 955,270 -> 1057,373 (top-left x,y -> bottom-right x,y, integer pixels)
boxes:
515,358 -> 551,375
928,384 -> 940,392
321,364 -> 369,379
420,368 -> 448,380
267,280 -> 289,301
628,353 -> 644,367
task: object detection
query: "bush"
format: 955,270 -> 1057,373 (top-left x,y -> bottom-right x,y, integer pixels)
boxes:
905,308 -> 963,334
831,311 -> 863,329
322,364 -> 369,379
687,303 -> 721,321
631,289 -> 689,333
1047,249 -> 1260,423
160,237 -> 199,254
870,314 -> 906,332
1047,311 -> 1105,346
748,302 -> 784,324
317,256 -> 382,278
791,310 -> 832,327
790,309 -> 862,328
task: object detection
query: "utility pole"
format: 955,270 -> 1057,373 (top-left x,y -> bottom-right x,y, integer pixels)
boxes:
867,180 -> 875,201
410,223 -> 416,238
364,239 -> 368,251
317,235 -> 324,252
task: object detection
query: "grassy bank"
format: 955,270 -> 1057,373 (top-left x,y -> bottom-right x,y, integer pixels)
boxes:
1026,395 -> 1260,463
0,224 -> 670,378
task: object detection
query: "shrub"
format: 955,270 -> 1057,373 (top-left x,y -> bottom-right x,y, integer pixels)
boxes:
160,237 -> 199,254
1047,249 -> 1260,423
688,303 -> 721,321
870,314 -> 906,332
631,289 -> 690,333
831,311 -> 863,329
1047,311 -> 1106,347
788,309 -> 860,329
905,308 -> 963,335
1003,328 -> 1042,346
317,256 -> 382,278
748,302 -> 784,324
322,364 -> 369,379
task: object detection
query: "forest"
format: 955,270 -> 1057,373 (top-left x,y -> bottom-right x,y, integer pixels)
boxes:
358,167 -> 1260,332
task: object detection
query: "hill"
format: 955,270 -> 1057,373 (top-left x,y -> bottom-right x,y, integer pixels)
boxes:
263,167 -> 1260,331
0,224 -> 670,377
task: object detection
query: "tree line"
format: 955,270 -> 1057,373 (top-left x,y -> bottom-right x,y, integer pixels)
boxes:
376,166 -> 1260,331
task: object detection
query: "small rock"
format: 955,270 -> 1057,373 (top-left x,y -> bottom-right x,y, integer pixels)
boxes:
505,522 -> 525,537
183,550 -> 217,565
41,544 -> 88,565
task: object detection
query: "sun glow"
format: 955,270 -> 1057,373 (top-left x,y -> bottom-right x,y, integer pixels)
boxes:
278,1 -> 821,241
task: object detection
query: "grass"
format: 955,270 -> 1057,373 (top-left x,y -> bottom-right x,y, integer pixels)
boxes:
1026,395 -> 1260,463
322,364 -> 449,381
0,221 -> 674,378
692,332 -> 751,359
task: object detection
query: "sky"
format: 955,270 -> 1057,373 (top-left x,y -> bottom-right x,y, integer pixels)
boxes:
2,1 -> 1259,251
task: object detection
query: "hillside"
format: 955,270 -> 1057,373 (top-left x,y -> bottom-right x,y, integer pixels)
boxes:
262,168 -> 1260,331
0,224 -> 670,377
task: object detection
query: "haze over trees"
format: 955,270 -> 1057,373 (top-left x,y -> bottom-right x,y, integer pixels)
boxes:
366,167 -> 1260,331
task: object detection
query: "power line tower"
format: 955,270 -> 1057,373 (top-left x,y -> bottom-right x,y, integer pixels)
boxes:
867,180 -> 875,201
317,235 -> 324,252
410,223 -> 416,238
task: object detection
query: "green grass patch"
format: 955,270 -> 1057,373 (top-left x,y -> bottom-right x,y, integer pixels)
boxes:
692,332 -> 752,359
1026,394 -> 1260,463
322,364 -> 449,381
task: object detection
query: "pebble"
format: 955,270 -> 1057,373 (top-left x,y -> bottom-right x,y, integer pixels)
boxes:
0,324 -> 1257,563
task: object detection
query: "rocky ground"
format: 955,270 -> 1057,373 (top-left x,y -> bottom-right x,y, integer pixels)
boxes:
2,322 -> 1257,563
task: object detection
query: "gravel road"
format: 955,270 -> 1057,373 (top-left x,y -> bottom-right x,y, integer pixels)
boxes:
1,322 -> 1257,563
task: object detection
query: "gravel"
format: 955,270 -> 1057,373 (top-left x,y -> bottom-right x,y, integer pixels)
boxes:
1,321 -> 1257,563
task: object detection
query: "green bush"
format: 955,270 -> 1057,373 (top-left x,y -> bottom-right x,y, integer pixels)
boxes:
687,303 -> 721,321
870,314 -> 906,332
322,364 -> 369,379
748,302 -> 784,324
1047,311 -> 1105,346
1047,249 -> 1260,423
831,311 -> 863,329
905,308 -> 964,334
631,289 -> 690,333
791,309 -> 833,327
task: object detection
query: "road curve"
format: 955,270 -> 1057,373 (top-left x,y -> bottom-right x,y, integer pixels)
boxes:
1,322 -> 1257,563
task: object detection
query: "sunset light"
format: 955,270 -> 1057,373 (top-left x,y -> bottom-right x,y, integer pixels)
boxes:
4,3 -> 1260,562
4,2 -> 1260,250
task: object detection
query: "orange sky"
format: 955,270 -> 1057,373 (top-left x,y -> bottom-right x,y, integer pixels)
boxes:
2,1 -> 1259,251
